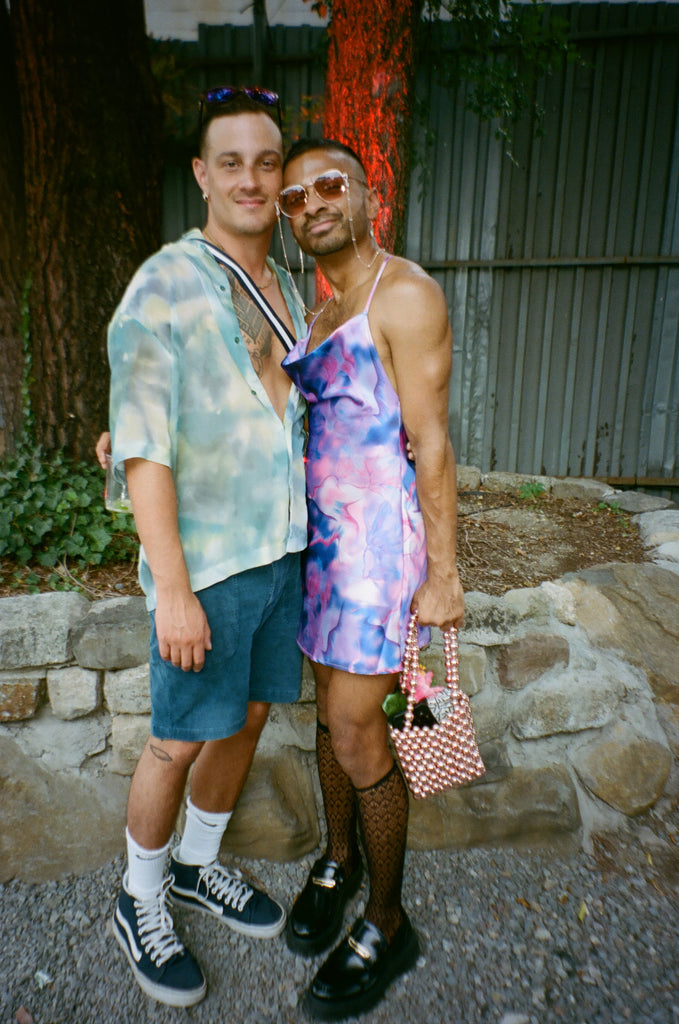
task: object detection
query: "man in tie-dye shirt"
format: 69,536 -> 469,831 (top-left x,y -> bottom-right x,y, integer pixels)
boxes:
107,90 -> 307,1009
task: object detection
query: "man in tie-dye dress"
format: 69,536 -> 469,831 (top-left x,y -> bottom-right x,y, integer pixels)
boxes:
280,138 -> 465,1021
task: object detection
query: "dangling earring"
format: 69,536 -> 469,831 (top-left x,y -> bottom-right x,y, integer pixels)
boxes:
276,202 -> 313,315
346,179 -> 383,270
298,245 -> 305,276
202,192 -> 209,203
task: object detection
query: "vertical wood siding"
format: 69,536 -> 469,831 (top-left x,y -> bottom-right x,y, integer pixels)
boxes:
161,5 -> 679,486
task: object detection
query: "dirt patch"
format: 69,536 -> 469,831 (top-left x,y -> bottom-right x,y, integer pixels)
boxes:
456,489 -> 646,595
0,490 -> 647,600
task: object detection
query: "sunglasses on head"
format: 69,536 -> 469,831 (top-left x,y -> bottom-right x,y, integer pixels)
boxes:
278,169 -> 367,218
198,85 -> 282,129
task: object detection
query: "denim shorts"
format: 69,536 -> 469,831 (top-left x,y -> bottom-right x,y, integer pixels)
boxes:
149,552 -> 303,742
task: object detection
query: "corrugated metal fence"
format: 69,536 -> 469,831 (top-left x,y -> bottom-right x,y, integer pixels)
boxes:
161,3 -> 679,489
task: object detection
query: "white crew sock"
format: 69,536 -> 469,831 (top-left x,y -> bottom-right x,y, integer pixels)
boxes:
125,827 -> 170,899
177,797 -> 232,866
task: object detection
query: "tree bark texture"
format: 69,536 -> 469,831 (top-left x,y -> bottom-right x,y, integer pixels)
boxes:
323,0 -> 422,255
0,4 -> 26,453
11,0 -> 163,459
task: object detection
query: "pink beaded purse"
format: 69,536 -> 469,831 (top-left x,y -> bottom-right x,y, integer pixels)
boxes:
389,612 -> 485,799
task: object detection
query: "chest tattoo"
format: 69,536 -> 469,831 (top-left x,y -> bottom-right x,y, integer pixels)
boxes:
224,268 -> 274,378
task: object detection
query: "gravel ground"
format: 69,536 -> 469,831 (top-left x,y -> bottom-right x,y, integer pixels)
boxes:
2,828 -> 679,1024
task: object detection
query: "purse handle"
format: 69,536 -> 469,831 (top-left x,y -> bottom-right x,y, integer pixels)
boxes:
401,611 -> 460,730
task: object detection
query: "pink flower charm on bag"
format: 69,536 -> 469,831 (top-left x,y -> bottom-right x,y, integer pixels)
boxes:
410,666 -> 443,703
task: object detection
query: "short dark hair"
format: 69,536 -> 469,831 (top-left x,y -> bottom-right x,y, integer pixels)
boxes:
283,137 -> 368,177
199,94 -> 281,158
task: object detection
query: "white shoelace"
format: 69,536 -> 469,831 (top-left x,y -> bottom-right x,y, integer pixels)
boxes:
199,864 -> 254,912
134,876 -> 185,966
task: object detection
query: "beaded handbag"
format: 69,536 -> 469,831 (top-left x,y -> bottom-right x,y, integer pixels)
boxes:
389,612 -> 485,799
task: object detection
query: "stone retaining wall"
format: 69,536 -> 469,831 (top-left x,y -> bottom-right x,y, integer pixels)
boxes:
2,474 -> 678,882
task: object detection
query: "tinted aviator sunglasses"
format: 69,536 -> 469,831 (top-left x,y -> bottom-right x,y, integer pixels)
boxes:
198,85 -> 282,129
278,169 -> 367,218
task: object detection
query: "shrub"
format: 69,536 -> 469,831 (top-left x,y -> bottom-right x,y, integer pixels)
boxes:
0,444 -> 138,569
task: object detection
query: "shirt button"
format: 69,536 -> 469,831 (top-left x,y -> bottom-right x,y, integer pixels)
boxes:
235,336 -> 241,344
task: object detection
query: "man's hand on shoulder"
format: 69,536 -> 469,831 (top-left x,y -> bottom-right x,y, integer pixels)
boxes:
155,589 -> 212,672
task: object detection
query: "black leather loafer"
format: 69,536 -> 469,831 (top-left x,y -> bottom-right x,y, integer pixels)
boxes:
304,914 -> 420,1020
285,857 -> 363,956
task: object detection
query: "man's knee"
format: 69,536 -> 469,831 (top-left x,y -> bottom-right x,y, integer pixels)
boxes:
144,736 -> 204,772
244,700 -> 270,737
326,718 -> 365,772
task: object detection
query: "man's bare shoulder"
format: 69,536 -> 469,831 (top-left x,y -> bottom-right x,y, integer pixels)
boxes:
375,255 -> 448,322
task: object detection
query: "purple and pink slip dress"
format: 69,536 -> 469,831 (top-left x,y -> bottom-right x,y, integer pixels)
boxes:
282,256 -> 428,676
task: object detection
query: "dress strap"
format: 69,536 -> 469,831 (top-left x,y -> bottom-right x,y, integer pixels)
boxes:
363,254 -> 392,313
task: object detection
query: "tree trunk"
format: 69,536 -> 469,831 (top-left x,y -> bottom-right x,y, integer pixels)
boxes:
0,3 -> 26,454
11,0 -> 163,460
323,0 -> 422,254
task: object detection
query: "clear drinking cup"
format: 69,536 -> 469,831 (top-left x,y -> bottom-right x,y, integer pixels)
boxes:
104,454 -> 132,513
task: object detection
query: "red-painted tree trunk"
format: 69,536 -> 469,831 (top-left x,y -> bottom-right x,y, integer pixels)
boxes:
323,0 -> 422,255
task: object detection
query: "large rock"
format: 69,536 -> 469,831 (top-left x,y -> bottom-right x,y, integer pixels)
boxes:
651,541 -> 679,568
656,702 -> 679,756
633,509 -> 679,547
571,718 -> 672,816
475,738 -> 513,785
0,734 -> 128,883
469,687 -> 507,743
258,702 -> 316,755
538,581 -> 577,625
607,492 -> 675,513
111,714 -> 150,775
407,765 -> 580,849
47,666 -> 100,720
497,634 -> 570,690
0,592 -> 89,670
0,669 -> 45,721
551,477 -> 614,501
457,465 -> 482,490
104,664 -> 151,715
71,596 -> 149,670
459,644 -> 487,696
509,666 -> 626,740
481,472 -> 551,494
3,707 -> 109,772
567,563 -> 679,703
221,747 -> 320,860
462,588 -> 550,645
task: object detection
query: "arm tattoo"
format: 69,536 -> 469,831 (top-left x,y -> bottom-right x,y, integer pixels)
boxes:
225,268 -> 274,378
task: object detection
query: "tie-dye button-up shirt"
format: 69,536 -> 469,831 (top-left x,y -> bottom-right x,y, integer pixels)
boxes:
108,228 -> 307,609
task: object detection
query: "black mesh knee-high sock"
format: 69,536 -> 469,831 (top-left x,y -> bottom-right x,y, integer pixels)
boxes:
355,762 -> 409,942
316,721 -> 360,872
